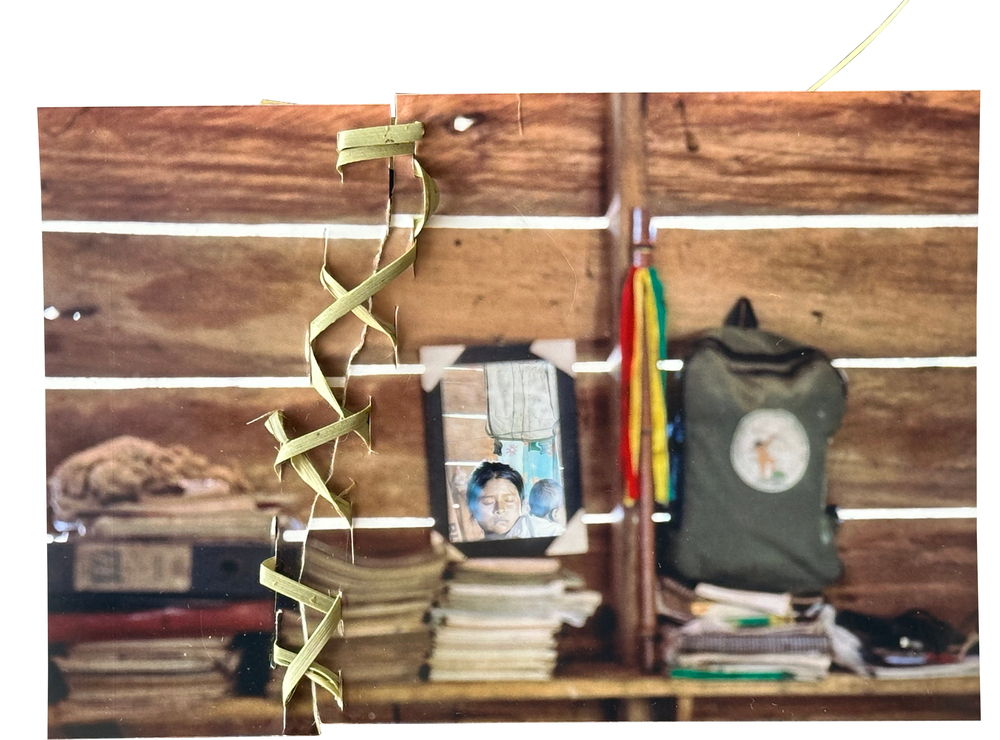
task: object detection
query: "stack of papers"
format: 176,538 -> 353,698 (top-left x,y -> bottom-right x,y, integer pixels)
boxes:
659,579 -> 832,681
281,529 -> 448,684
428,558 -> 601,681
53,637 -> 238,707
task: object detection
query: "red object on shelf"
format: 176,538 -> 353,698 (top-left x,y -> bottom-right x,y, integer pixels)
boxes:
49,600 -> 274,643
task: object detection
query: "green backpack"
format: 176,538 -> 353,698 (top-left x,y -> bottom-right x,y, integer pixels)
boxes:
662,298 -> 847,594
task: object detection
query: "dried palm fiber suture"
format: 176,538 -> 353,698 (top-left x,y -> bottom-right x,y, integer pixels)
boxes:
49,435 -> 249,522
257,121 -> 439,724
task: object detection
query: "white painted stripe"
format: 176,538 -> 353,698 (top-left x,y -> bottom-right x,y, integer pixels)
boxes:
653,357 -> 976,372
656,360 -> 685,372
282,517 -> 436,538
573,361 -> 616,374
831,357 -> 977,369
651,214 -> 978,231
41,215 -> 610,237
349,363 -> 424,376
441,413 -> 489,420
649,508 -> 975,524
273,507 -> 975,539
45,354 -> 977,389
44,213 -> 975,238
583,510 -> 625,525
837,507 -> 976,520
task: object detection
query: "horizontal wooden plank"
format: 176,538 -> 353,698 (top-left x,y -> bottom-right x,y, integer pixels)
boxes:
42,231 -> 382,378
44,374 -> 619,520
38,93 -> 978,225
43,364 -> 974,520
828,518 -> 978,630
686,694 -> 979,721
828,367 -> 975,508
44,225 -> 977,376
339,670 -> 979,706
394,93 -> 608,216
646,91 -> 979,215
38,105 -> 391,223
43,228 -> 612,377
655,227 -> 977,357
44,380 -> 426,520
49,696 -> 285,737
386,699 -> 610,724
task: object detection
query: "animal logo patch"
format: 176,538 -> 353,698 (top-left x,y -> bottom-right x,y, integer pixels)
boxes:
730,408 -> 810,493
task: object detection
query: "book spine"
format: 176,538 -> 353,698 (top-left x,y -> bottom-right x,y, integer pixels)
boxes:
49,600 -> 274,643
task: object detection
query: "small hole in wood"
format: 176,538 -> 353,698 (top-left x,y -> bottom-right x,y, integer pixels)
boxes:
452,113 -> 484,133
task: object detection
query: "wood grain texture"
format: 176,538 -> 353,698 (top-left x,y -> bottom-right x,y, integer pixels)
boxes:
828,518 -> 978,630
655,227 -> 977,357
332,668 -> 978,705
38,93 -> 978,222
685,694 -> 979,721
44,379 -> 430,520
43,228 -> 612,377
42,231 -> 379,378
43,226 -> 975,379
646,91 -> 979,215
828,367 -> 975,508
393,93 -> 608,216
38,105 -> 391,223
43,364 -> 974,517
49,697 -> 285,737
43,374 -> 618,520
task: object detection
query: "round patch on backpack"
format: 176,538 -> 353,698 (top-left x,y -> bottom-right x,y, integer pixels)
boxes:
730,408 -> 810,493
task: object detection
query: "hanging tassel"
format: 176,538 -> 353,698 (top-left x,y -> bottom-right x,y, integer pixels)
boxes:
619,256 -> 671,507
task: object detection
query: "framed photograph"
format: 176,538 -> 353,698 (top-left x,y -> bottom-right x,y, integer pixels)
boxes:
421,341 -> 584,557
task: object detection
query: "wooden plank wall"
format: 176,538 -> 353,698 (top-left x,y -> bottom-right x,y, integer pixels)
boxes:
40,91 -> 978,722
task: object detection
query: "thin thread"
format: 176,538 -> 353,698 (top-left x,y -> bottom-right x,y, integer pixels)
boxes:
808,0 -> 911,91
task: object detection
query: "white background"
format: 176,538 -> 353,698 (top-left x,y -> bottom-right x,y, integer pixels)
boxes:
2,1 -> 994,737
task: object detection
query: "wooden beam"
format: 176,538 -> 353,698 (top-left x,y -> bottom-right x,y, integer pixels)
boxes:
604,93 -> 650,670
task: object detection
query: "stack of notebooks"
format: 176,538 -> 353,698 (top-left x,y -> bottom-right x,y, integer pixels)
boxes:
658,577 -> 832,681
52,635 -> 240,710
428,558 -> 602,681
279,528 -> 448,685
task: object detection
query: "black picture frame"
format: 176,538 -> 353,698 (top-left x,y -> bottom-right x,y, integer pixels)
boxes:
422,343 -> 583,558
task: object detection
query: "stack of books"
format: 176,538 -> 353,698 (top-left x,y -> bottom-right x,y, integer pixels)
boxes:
47,437 -> 290,726
658,578 -> 832,681
52,636 -> 240,709
49,599 -> 274,717
428,558 -> 602,681
278,528 -> 448,685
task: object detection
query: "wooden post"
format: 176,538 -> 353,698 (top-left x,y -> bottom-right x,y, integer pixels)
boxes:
604,93 -> 652,670
675,695 -> 696,722
633,228 -> 658,675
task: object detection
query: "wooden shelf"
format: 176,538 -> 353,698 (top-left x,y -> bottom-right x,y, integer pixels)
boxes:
344,667 -> 980,722
345,665 -> 980,705
48,668 -> 981,733
49,697 -> 283,738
